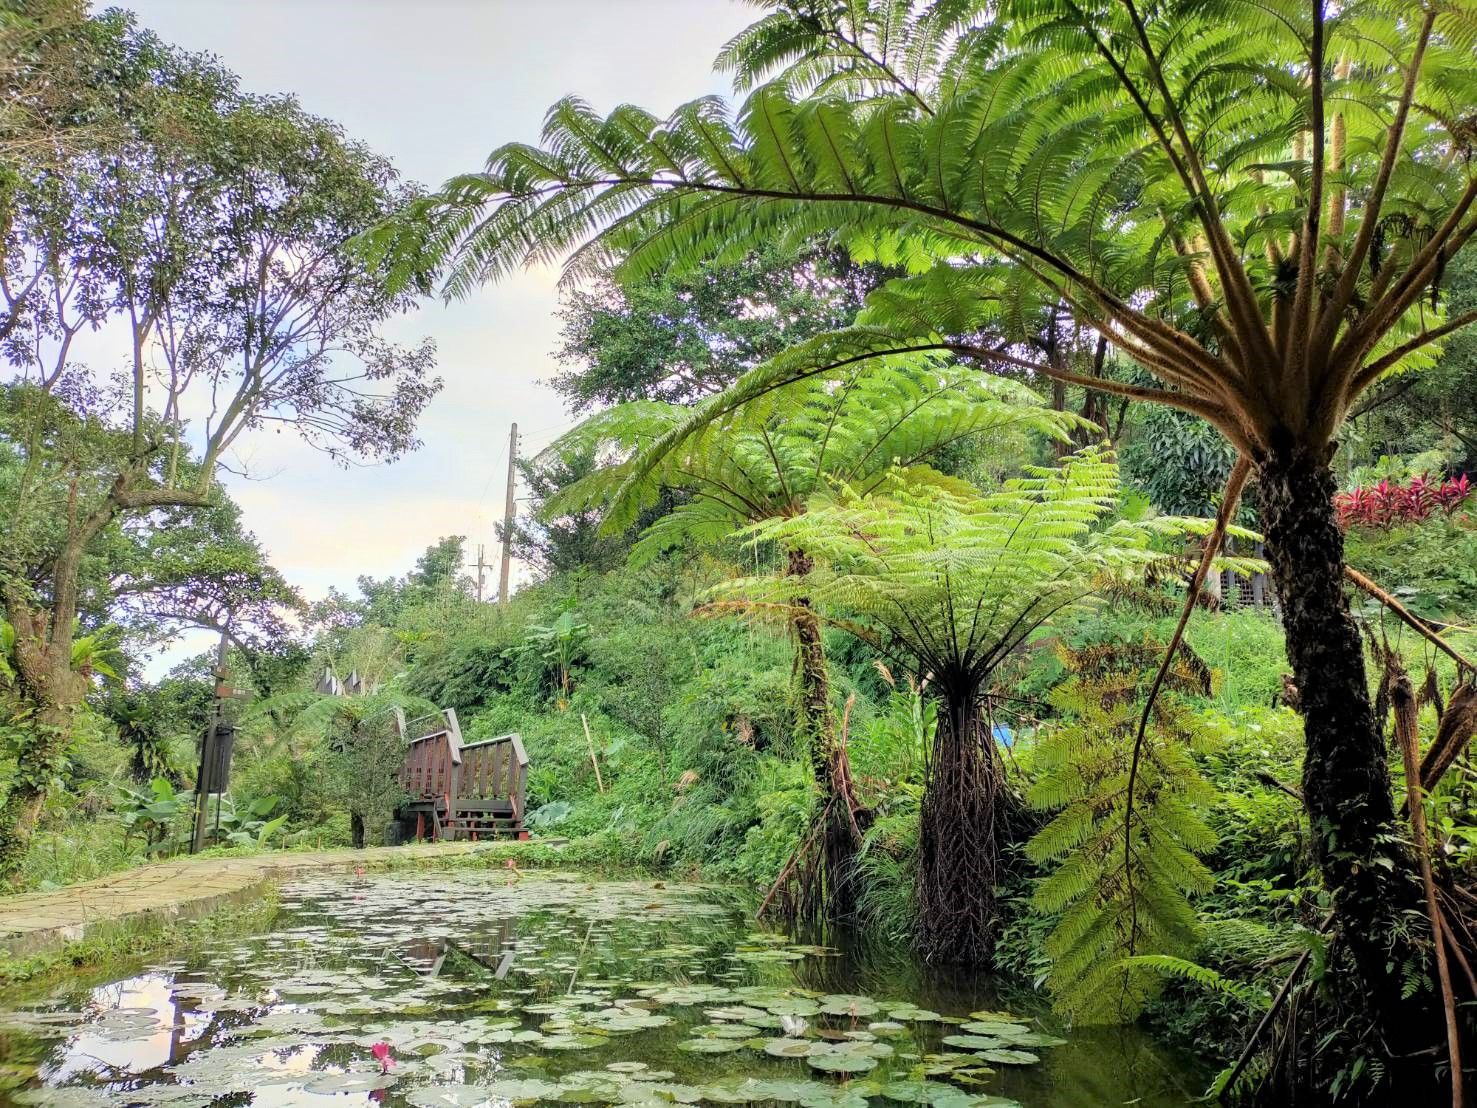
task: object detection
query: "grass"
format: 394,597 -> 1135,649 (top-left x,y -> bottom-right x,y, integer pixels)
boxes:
0,886 -> 282,993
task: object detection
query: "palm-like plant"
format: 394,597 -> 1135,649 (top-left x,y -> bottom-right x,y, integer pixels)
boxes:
524,605 -> 591,709
714,447 -> 1247,962
368,2 -> 1477,1087
245,680 -> 436,848
541,357 -> 1076,918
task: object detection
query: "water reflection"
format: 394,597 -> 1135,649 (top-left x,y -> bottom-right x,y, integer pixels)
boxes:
0,873 -> 1205,1107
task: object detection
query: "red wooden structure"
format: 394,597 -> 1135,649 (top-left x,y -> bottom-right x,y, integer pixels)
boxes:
395,709 -> 529,841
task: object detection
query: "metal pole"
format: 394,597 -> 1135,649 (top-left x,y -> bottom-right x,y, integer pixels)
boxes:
191,628 -> 230,854
498,422 -> 518,608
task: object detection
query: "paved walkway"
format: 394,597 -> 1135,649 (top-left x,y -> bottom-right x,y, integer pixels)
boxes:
0,842 -> 488,960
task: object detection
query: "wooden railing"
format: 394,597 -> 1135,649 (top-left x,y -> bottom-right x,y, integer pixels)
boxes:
398,709 -> 464,800
398,708 -> 529,825
456,733 -> 530,820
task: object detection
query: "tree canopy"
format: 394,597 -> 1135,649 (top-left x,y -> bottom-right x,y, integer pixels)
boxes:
541,355 -> 1077,563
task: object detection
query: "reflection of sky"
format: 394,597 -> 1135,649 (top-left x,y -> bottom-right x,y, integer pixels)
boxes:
44,973 -> 207,1083
40,974 -> 368,1105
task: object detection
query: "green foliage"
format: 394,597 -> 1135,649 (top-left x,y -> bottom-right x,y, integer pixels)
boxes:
212,794 -> 287,849
1026,640 -> 1218,1024
542,355 -> 1076,557
1345,517 -> 1477,621
1121,954 -> 1269,1012
524,605 -> 591,708
850,667 -> 935,786
715,448 -> 1248,683
115,778 -> 194,853
553,242 -> 886,412
247,681 -> 436,847
1121,407 -> 1243,519
853,806 -> 922,944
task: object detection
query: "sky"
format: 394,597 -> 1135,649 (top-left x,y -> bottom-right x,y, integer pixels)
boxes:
115,0 -> 754,653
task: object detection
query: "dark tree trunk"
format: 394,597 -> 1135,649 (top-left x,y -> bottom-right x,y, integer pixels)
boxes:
350,811 -> 366,850
786,547 -> 862,922
1256,437 -> 1440,1085
914,683 -> 1009,965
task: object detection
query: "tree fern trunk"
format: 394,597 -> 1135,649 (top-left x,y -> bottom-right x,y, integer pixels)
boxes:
787,547 -> 860,922
915,684 -> 1007,964
1257,437 -> 1444,1091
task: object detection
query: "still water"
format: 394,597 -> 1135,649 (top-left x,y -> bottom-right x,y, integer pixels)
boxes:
0,871 -> 1202,1107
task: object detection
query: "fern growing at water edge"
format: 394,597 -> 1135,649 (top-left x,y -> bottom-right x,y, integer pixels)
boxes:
1027,639 -> 1218,1024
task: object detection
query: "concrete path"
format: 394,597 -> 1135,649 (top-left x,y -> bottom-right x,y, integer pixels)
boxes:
0,842 -> 488,960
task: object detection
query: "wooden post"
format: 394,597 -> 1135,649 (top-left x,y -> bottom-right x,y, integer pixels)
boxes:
191,628 -> 230,854
581,713 -> 605,793
498,422 -> 518,608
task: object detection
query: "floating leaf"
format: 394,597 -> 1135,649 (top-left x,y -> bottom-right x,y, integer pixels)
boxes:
807,1049 -> 878,1075
678,1037 -> 746,1053
406,1086 -> 496,1108
705,1005 -> 767,1021
978,1049 -> 1040,1065
764,1038 -> 817,1058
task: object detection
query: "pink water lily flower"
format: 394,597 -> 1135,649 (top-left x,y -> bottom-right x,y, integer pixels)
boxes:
371,1040 -> 395,1074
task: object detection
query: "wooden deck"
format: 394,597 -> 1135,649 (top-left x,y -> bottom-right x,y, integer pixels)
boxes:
396,709 -> 529,842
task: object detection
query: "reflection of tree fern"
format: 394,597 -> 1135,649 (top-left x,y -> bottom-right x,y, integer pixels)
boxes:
1027,640 -> 1217,1023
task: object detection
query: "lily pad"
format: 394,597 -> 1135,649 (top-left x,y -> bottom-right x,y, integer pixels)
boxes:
942,1034 -> 1008,1050
819,995 -> 881,1018
764,1037 -> 817,1058
978,1048 -> 1041,1065
807,1049 -> 878,1075
678,1037 -> 747,1053
706,1005 -> 767,1021
406,1086 -> 496,1108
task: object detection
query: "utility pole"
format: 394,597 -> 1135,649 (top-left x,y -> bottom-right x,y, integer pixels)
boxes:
470,542 -> 487,603
498,421 -> 518,608
191,627 -> 230,854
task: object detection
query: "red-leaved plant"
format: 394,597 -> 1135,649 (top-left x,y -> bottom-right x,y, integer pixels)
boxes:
1336,473 -> 1471,530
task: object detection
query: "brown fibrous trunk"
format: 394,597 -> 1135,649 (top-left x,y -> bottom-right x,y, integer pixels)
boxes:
914,681 -> 1011,965
784,547 -> 863,923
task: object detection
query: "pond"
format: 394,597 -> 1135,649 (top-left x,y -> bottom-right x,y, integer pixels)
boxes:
0,871 -> 1203,1107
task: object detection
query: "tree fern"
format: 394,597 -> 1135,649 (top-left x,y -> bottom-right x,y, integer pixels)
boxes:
714,449 -> 1244,962
1026,638 -> 1219,1024
537,355 -> 1076,925
713,446 -> 1249,677
540,355 -> 1078,542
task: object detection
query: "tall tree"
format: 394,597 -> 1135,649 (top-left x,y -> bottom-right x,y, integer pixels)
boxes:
542,357 -> 1074,919
370,2 -> 1477,1093
0,13 -> 438,879
554,243 -> 890,411
0,0 -> 103,171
